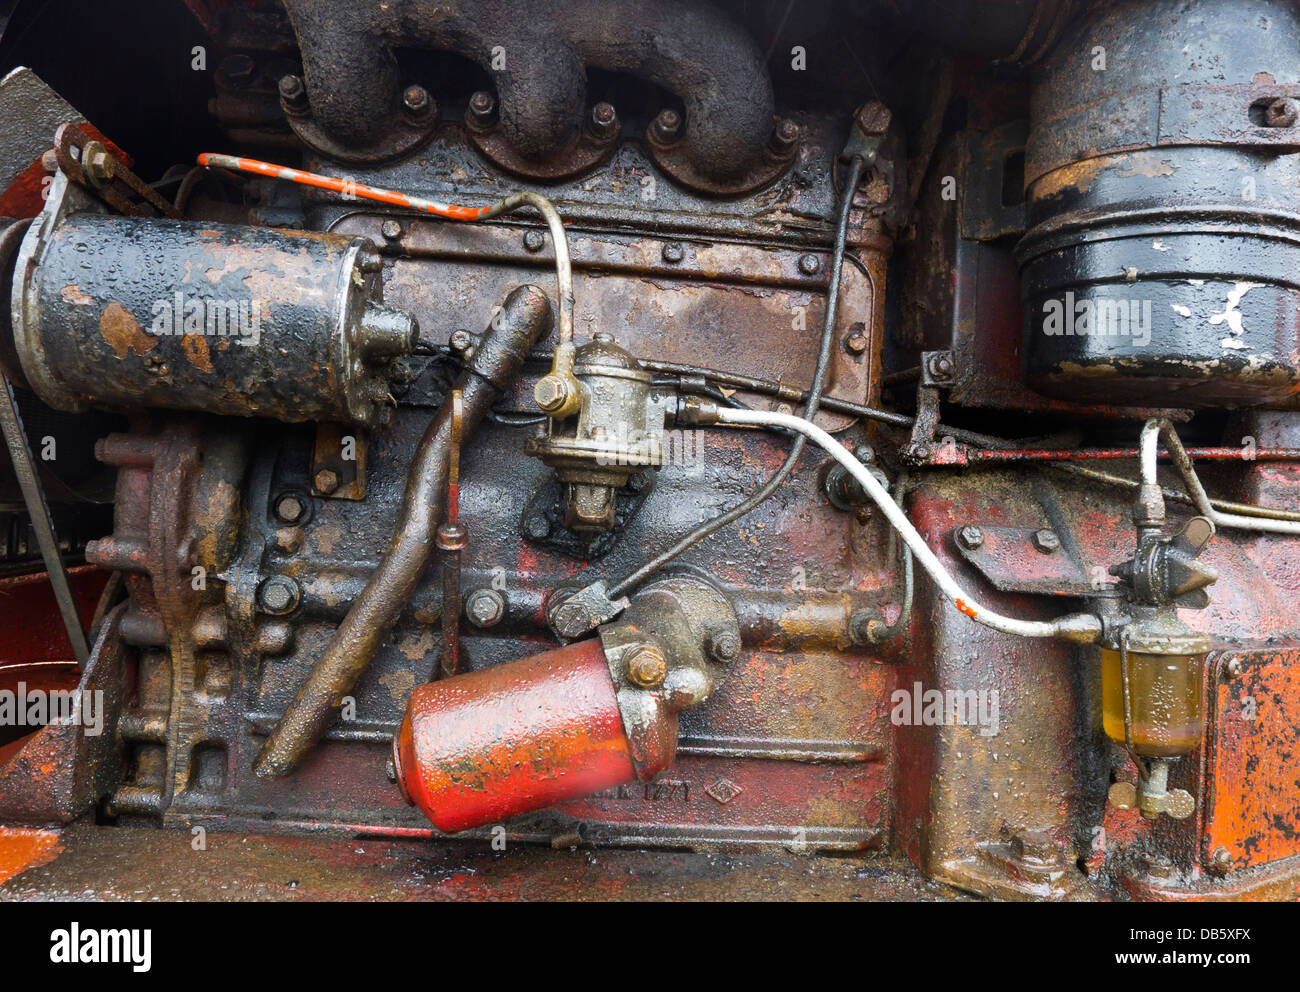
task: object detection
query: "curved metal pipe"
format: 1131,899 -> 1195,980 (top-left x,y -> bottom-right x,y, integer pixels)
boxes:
255,284 -> 554,778
281,0 -> 774,182
1140,419 -> 1300,537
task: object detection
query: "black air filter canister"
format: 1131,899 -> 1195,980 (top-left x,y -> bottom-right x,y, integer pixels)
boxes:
1016,0 -> 1300,408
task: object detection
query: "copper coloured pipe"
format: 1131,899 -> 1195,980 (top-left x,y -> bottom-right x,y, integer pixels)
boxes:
256,285 -> 553,778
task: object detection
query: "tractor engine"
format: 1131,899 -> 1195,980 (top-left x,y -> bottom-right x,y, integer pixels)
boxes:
2,0 -> 1299,902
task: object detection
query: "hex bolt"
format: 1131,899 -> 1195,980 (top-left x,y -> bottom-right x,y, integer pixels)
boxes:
278,74 -> 308,114
768,118 -> 800,155
82,144 -> 116,184
534,374 -> 573,414
402,84 -> 432,119
259,576 -> 300,614
626,644 -> 668,689
707,629 -> 742,664
523,229 -> 546,253
661,242 -> 684,264
651,108 -> 682,144
314,468 -> 340,495
845,322 -> 870,354
465,588 -> 506,629
448,328 -> 476,354
381,219 -> 403,241
1032,529 -> 1061,553
926,353 -> 955,380
274,493 -> 305,525
589,102 -> 619,141
957,525 -> 984,550
855,101 -> 893,138
550,600 -> 592,640
798,253 -> 821,276
1263,97 -> 1299,128
467,90 -> 497,129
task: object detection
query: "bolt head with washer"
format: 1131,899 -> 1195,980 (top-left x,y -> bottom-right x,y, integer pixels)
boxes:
626,645 -> 668,689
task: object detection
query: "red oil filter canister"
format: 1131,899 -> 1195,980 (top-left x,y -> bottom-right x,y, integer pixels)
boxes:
392,639 -> 638,833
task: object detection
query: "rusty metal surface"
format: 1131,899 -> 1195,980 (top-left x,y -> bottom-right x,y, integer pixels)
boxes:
1019,0 -> 1300,408
15,212 -> 412,427
254,284 -> 551,780
5,0 -> 1300,907
0,603 -> 127,824
280,0 -> 776,188
0,818 -> 969,901
1201,648 -> 1300,872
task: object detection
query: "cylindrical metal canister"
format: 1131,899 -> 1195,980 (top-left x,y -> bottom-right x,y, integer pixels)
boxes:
1017,0 -> 1300,408
9,213 -> 416,427
392,639 -> 639,833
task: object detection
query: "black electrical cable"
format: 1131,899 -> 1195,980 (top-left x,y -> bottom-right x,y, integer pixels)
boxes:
605,154 -> 867,600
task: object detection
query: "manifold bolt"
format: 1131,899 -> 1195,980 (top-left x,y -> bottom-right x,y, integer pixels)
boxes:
956,525 -> 984,550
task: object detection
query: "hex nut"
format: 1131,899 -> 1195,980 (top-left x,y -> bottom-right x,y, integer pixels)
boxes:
957,525 -> 984,550
1107,781 -> 1137,810
626,645 -> 668,689
926,353 -> 954,380
403,84 -> 432,117
467,90 -> 497,129
707,629 -> 742,663
845,323 -> 870,354
314,468 -> 340,494
589,102 -> 618,140
651,108 -> 681,144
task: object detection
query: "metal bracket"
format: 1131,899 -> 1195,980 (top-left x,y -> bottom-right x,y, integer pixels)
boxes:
0,371 -> 89,663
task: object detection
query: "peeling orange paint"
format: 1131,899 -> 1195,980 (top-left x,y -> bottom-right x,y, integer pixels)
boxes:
0,827 -> 62,885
